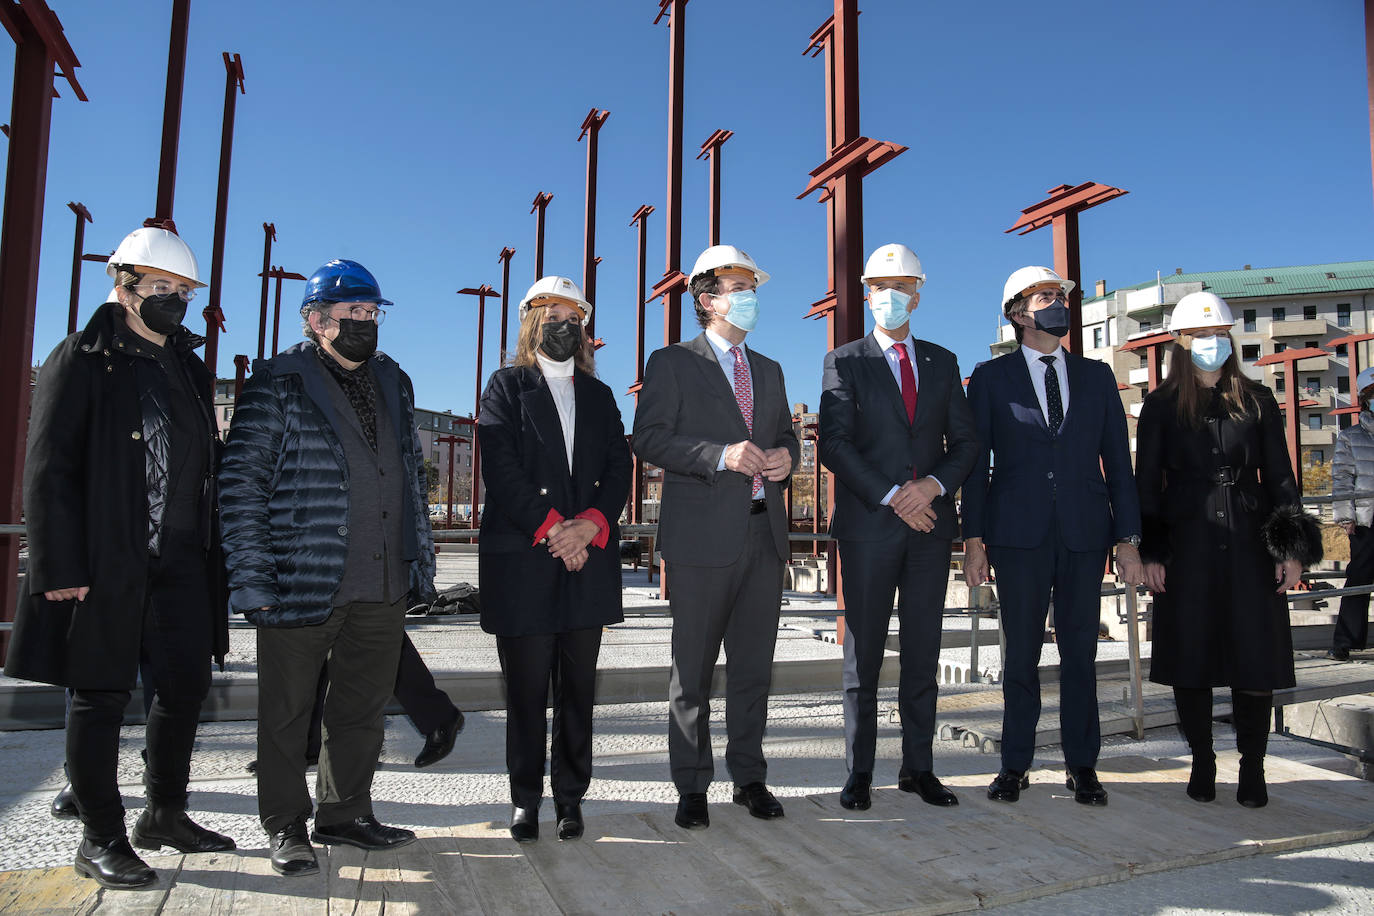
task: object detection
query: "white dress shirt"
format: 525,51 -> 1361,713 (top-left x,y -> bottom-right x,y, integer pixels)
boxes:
536,353 -> 576,472
1020,342 -> 1070,429
873,328 -> 945,504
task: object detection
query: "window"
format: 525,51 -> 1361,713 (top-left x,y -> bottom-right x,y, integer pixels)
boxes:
223,407 -> 234,421
1241,344 -> 1261,361
1273,307 -> 1286,322
1243,309 -> 1257,332
1341,414 -> 1354,430
1303,304 -> 1317,321
1276,375 -> 1286,392
1308,448 -> 1326,464
1138,353 -> 1149,368
1306,377 -> 1321,394
1308,415 -> 1323,430
1092,327 -> 1103,349
1305,341 -> 1319,350
1339,376 -> 1351,394
1275,342 -> 1287,353
1337,343 -> 1349,356
1338,303 -> 1352,327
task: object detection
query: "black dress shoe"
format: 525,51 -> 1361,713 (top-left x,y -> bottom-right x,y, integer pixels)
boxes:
987,769 -> 1030,803
509,806 -> 539,843
1066,767 -> 1108,806
269,821 -> 319,877
898,770 -> 959,806
1327,648 -> 1351,661
414,708 -> 466,769
51,783 -> 78,820
840,772 -> 872,811
674,792 -> 709,829
312,815 -> 416,851
73,836 -> 157,889
732,782 -> 785,819
131,807 -> 236,853
554,802 -> 584,841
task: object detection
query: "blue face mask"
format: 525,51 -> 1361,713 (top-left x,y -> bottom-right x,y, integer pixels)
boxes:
869,288 -> 913,331
1190,335 -> 1232,372
719,290 -> 759,332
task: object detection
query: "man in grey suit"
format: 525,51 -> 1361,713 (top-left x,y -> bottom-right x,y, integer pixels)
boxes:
820,244 -> 978,811
633,244 -> 799,830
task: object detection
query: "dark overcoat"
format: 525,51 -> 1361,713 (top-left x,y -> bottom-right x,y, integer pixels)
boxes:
5,302 -> 228,690
477,365 -> 630,638
1136,383 -> 1298,689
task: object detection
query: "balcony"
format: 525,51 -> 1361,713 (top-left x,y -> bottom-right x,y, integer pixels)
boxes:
1268,318 -> 1332,339
1128,367 -> 1150,386
1268,354 -> 1331,373
1300,428 -> 1335,446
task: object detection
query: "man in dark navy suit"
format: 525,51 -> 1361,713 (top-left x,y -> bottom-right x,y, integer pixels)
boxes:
963,266 -> 1143,807
820,244 -> 978,811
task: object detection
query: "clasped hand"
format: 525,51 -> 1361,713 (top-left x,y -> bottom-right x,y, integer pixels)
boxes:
890,478 -> 940,532
546,518 -> 598,572
723,441 -> 791,481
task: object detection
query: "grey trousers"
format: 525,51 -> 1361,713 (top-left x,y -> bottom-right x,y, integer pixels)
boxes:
255,598 -> 406,834
667,512 -> 784,794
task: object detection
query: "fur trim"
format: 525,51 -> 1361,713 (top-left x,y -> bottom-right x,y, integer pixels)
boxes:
1261,504 -> 1323,568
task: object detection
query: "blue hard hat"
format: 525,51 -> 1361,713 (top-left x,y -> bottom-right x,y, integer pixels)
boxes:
301,259 -> 393,309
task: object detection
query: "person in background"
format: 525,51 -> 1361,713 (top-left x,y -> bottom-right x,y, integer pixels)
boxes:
1330,366 -> 1374,661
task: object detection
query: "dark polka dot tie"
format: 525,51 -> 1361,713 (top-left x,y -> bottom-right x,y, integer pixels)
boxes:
1040,354 -> 1063,433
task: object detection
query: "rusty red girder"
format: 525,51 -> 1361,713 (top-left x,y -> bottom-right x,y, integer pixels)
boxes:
150,0 -> 190,225
1256,346 -> 1331,492
436,433 -> 461,529
232,353 -> 249,401
654,0 -> 688,350
203,51 -> 245,382
1366,0 -> 1374,213
259,265 -> 306,356
627,204 -> 654,524
1328,331 -> 1374,416
497,246 -> 516,364
579,108 -> 610,338
1005,182 -> 1128,355
255,222 -> 276,360
696,129 -> 732,246
530,192 -> 553,280
458,284 -> 499,525
0,0 -> 86,659
1117,330 -> 1173,392
65,201 -> 92,334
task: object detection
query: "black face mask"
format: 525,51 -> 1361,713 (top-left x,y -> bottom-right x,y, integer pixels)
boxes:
330,318 -> 378,362
1031,303 -> 1070,338
134,292 -> 187,336
540,319 -> 583,363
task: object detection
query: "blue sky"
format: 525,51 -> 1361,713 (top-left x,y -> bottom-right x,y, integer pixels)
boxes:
7,0 -> 1373,422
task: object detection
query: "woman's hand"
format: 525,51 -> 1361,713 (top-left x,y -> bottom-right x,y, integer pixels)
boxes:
1142,562 -> 1167,594
561,548 -> 589,572
1275,558 -> 1302,593
547,519 -> 598,560
1342,521 -> 1357,536
43,586 -> 89,602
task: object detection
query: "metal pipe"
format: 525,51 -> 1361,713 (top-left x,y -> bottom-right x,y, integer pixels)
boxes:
66,201 -> 92,334
203,52 -> 244,381
256,222 -> 275,361
153,0 -> 191,224
579,109 -> 610,338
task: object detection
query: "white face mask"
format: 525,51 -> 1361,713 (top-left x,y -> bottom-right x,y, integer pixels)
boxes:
869,288 -> 912,331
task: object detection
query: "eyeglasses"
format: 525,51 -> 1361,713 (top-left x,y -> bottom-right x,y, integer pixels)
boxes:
328,304 -> 386,325
1029,289 -> 1068,305
134,280 -> 197,302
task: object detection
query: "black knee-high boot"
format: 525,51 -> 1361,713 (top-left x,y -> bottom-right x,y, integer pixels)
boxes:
1231,690 -> 1272,808
1173,687 -> 1215,802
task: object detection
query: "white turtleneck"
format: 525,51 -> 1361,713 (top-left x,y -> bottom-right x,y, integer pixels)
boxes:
537,353 -> 576,471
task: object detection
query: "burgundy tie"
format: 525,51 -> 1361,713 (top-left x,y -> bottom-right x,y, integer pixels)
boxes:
894,342 -> 917,424
730,346 -> 763,497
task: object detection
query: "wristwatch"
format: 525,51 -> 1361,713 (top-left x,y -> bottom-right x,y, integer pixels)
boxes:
1117,535 -> 1142,548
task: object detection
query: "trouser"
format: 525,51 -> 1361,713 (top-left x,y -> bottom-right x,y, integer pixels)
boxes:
839,533 -> 952,776
1335,526 -> 1374,651
255,597 -> 406,834
496,627 -> 603,809
667,511 -> 784,794
67,536 -> 212,840
989,536 -> 1108,773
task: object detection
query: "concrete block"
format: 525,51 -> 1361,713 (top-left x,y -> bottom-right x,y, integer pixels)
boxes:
1284,695 -> 1374,756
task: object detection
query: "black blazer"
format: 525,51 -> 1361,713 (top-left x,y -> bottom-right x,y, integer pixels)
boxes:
477,365 -> 631,638
962,349 -> 1140,551
819,333 -> 978,542
632,333 -> 799,566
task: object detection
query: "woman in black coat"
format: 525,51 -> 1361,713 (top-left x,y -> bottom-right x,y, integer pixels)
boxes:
1136,292 -> 1321,809
478,275 -> 631,843
4,228 -> 233,888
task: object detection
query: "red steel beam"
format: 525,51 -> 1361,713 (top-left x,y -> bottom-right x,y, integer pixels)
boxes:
232,353 -> 249,400
1327,331 -> 1374,416
1367,0 -> 1374,213
151,0 -> 190,225
1256,346 -> 1331,489
259,266 -> 306,356
65,201 -> 92,334
256,222 -> 275,360
203,51 -> 245,382
497,246 -> 516,365
530,192 -> 552,280
458,285 -> 499,526
436,433 -> 460,529
628,204 -> 654,525
696,129 -> 732,247
579,108 -> 610,338
655,0 -> 688,350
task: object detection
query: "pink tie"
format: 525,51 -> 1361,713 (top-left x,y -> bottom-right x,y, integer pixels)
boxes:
730,346 -> 763,497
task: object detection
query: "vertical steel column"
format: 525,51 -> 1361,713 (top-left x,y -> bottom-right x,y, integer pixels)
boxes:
497,246 -> 516,364
1368,0 -> 1374,214
203,52 -> 245,381
270,270 -> 283,356
437,433 -> 459,529
458,285 -> 499,525
66,202 -> 92,334
579,109 -> 610,339
1052,212 -> 1083,354
628,204 -> 654,525
232,353 -> 249,400
0,0 -> 86,658
649,0 -> 689,349
530,192 -> 553,280
152,0 -> 191,225
256,222 -> 275,360
696,129 -> 732,247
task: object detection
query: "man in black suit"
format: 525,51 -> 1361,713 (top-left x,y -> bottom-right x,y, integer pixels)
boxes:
633,245 -> 799,830
963,266 -> 1143,807
820,244 -> 978,811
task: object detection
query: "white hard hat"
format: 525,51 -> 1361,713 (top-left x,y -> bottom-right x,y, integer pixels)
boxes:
518,276 -> 593,326
105,227 -> 205,287
1356,367 -> 1374,393
687,244 -> 770,287
1002,266 -> 1074,310
861,243 -> 925,288
1170,291 -> 1235,334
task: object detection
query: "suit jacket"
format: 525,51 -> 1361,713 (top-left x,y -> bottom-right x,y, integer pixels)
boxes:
632,333 -> 799,566
819,333 -> 978,542
962,348 -> 1140,552
477,365 -> 631,637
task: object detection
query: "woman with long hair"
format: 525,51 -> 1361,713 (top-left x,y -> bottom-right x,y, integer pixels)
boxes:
477,276 -> 631,842
1136,291 -> 1321,808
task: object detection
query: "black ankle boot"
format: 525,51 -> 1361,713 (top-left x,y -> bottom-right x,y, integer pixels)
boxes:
131,804 -> 236,853
1174,687 -> 1216,802
1232,691 -> 1272,809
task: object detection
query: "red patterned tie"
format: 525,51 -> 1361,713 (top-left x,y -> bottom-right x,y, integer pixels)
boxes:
730,346 -> 763,497
894,343 -> 919,480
